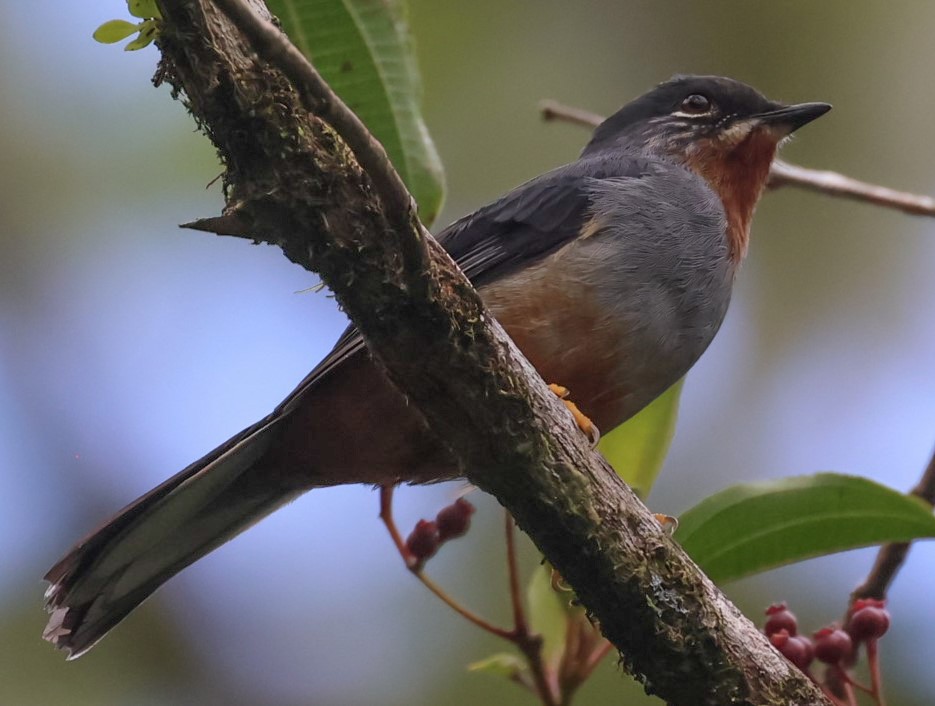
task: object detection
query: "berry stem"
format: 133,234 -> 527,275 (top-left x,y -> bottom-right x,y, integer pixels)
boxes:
505,512 -> 529,634
557,614 -> 614,701
379,485 -> 413,566
505,511 -> 560,706
832,666 -> 872,696
380,488 -> 562,706
866,640 -> 887,706
819,683 -> 854,706
582,639 -> 613,677
378,485 -> 514,639
413,570 -> 515,640
843,681 -> 858,706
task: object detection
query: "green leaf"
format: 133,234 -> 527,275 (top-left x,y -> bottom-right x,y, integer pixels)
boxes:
93,19 -> 140,44
526,563 -> 576,669
127,0 -> 161,19
599,379 -> 683,497
675,473 -> 935,584
467,652 -> 525,679
266,0 -> 445,225
123,23 -> 156,51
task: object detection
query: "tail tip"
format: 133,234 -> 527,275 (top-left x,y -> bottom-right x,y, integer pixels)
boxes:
42,605 -> 74,655
42,583 -> 95,660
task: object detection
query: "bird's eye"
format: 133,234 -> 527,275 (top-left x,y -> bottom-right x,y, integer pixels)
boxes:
679,94 -> 712,114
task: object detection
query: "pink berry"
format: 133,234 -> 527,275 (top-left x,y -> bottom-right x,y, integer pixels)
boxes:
436,498 -> 476,541
406,519 -> 440,563
770,630 -> 814,671
813,626 -> 854,664
847,605 -> 890,642
764,602 -> 798,637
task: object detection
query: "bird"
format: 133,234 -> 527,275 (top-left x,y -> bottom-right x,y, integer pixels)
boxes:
42,75 -> 830,658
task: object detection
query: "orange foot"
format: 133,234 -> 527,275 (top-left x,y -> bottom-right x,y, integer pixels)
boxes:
653,513 -> 679,535
549,383 -> 600,448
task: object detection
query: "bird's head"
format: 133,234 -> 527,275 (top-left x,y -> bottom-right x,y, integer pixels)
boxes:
584,75 -> 830,262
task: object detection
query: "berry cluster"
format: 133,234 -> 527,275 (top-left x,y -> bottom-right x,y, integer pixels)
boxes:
404,498 -> 476,570
761,599 -> 890,706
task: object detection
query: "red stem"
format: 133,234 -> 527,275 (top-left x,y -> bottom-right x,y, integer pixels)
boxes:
866,640 -> 887,706
505,512 -> 528,633
378,485 -> 514,639
505,511 -> 559,706
379,488 -> 560,706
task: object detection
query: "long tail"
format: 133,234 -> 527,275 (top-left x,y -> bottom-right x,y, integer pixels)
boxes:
42,414 -> 301,659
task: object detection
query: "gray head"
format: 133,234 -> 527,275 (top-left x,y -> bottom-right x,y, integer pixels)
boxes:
582,75 -> 830,160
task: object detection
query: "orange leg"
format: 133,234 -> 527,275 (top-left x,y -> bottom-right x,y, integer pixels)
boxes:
547,386 -> 675,531
548,384 -> 600,448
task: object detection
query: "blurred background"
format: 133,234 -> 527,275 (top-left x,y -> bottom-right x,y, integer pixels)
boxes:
2,1 -> 934,704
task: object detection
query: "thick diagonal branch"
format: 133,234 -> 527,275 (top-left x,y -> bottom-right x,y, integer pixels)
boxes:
154,2 -> 829,703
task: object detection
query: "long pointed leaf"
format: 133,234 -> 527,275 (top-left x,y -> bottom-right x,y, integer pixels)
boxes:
267,0 -> 445,225
675,473 -> 935,584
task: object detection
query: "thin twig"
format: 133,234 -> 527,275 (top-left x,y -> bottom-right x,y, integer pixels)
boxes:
505,512 -> 529,633
819,684 -> 852,706
378,485 -> 412,564
557,615 -> 585,702
539,100 -> 605,130
414,572 -> 517,640
768,160 -> 935,216
833,665 -> 873,696
582,639 -> 613,677
378,486 -> 515,640
505,512 -> 560,706
852,446 -> 935,600
539,98 -> 935,217
518,633 -> 559,706
381,493 -> 558,704
866,640 -> 887,706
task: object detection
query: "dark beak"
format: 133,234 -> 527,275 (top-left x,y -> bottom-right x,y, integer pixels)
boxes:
754,102 -> 832,133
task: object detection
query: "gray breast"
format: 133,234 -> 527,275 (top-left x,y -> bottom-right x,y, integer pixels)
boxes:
574,166 -> 735,412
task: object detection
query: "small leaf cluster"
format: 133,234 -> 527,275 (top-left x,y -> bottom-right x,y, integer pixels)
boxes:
93,0 -> 161,52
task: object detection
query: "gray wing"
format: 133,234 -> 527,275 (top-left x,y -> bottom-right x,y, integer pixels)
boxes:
275,154 -> 652,414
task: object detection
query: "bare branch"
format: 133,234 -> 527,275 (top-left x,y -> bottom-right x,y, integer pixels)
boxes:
852,446 -> 935,601
769,161 -> 935,216
539,99 -> 605,130
540,98 -> 935,217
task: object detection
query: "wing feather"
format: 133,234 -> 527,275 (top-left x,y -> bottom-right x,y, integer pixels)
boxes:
276,154 -> 652,414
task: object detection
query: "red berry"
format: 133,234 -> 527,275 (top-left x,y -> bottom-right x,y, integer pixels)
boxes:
405,519 -> 440,563
769,630 -> 814,671
813,626 -> 854,664
436,498 -> 476,541
764,602 -> 798,637
847,605 -> 890,642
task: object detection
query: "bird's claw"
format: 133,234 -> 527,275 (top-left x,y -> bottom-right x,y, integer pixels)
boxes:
549,383 -> 600,448
654,513 -> 679,535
